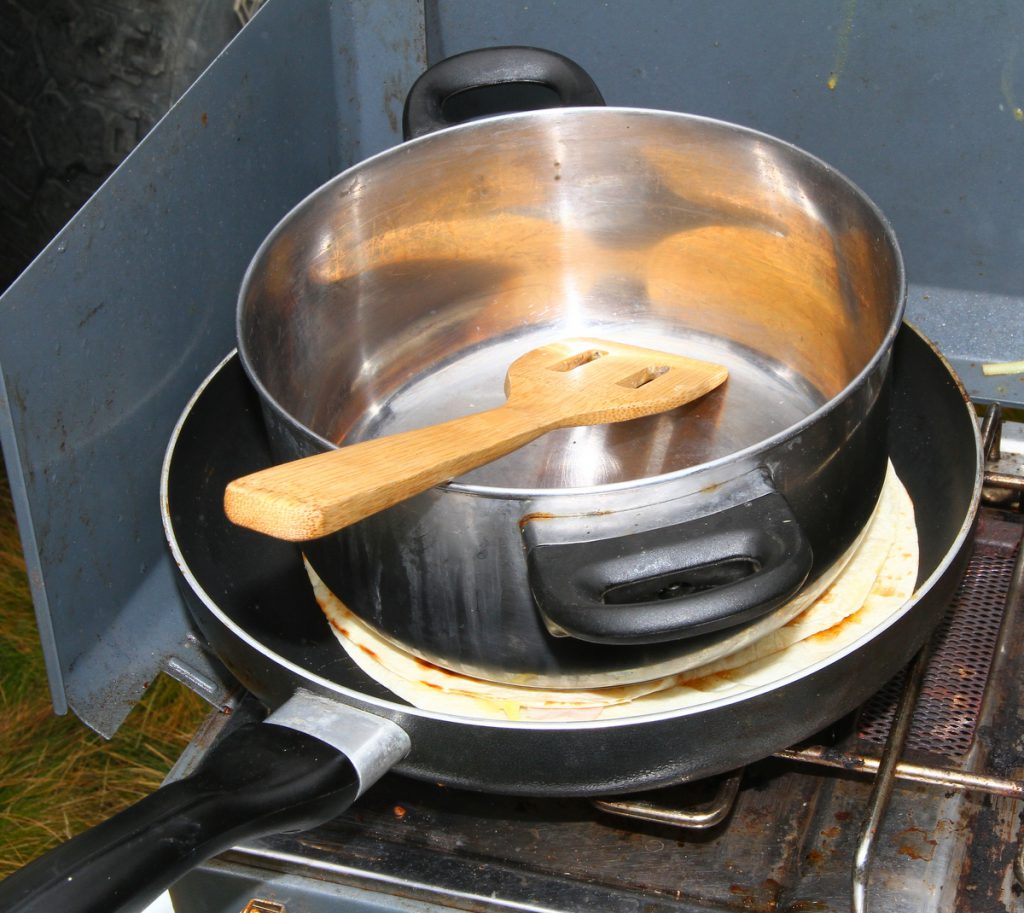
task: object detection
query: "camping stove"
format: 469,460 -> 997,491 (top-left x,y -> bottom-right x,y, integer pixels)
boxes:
3,4 -> 1024,913
165,410 -> 1024,913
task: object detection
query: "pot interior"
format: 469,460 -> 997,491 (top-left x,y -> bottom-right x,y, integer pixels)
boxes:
239,108 -> 902,488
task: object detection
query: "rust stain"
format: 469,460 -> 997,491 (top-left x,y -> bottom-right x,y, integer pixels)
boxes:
896,826 -> 937,861
357,644 -> 380,661
392,805 -> 407,819
518,511 -> 557,529
764,878 -> 782,895
899,844 -> 929,860
200,112 -> 208,127
820,825 -> 841,839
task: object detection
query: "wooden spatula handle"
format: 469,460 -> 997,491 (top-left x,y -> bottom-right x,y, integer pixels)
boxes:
224,404 -> 550,541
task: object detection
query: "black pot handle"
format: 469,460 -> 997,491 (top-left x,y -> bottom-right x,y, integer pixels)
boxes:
402,46 -> 605,139
527,492 -> 814,645
0,694 -> 410,913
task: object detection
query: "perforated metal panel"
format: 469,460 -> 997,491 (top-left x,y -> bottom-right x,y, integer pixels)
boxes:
859,545 -> 1015,759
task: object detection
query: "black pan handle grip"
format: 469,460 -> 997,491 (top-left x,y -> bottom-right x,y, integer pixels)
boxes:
403,45 -> 605,139
528,492 -> 814,644
0,722 -> 359,913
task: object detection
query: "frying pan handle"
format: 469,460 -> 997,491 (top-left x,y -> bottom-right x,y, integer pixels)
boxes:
527,491 -> 814,644
402,46 -> 605,139
0,694 -> 410,913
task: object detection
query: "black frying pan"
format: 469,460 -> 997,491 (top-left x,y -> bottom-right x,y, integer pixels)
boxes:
0,324 -> 980,913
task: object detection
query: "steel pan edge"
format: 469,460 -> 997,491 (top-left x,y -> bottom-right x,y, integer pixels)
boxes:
161,323 -> 981,797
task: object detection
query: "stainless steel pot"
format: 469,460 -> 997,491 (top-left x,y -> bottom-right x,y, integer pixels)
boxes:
236,48 -> 905,685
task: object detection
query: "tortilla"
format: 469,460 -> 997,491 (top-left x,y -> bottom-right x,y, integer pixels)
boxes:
308,461 -> 917,722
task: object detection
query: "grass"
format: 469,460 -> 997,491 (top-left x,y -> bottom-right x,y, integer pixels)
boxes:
0,460 -> 208,878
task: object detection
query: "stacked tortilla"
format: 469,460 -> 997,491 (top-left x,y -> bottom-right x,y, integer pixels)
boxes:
308,461 -> 917,722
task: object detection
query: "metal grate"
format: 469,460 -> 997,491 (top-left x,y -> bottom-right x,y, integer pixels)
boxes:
858,549 -> 1014,759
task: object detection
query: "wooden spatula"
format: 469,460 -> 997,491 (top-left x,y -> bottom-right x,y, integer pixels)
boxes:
224,338 -> 728,541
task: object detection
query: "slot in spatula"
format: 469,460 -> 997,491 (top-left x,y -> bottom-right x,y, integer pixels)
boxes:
225,338 -> 728,541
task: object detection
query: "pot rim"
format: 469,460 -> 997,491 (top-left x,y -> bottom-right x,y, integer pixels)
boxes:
236,105 -> 907,499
